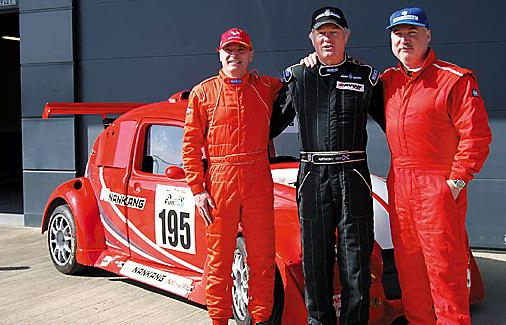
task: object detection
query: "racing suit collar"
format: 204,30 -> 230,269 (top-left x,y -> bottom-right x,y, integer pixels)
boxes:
318,54 -> 348,76
219,69 -> 251,85
398,48 -> 436,79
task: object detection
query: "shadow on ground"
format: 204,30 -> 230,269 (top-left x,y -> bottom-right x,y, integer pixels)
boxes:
0,266 -> 30,271
119,277 -> 207,310
471,256 -> 506,325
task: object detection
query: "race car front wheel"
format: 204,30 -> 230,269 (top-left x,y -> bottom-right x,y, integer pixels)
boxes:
47,204 -> 84,274
232,236 -> 284,325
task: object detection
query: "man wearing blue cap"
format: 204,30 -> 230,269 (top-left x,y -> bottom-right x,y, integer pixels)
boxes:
382,7 -> 491,325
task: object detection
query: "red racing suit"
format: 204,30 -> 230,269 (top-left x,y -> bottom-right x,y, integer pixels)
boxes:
182,70 -> 282,325
381,49 -> 492,325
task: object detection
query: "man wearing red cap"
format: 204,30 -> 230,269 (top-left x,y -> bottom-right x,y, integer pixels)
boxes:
182,27 -> 282,325
382,7 -> 492,325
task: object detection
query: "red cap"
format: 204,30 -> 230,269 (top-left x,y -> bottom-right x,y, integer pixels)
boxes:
217,28 -> 252,51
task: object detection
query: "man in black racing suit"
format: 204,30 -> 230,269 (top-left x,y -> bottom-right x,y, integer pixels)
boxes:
270,7 -> 385,325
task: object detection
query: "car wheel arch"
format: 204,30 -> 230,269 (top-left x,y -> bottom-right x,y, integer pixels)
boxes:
42,197 -> 68,233
41,177 -> 106,266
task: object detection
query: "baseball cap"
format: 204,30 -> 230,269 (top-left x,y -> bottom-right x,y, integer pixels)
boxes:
311,7 -> 348,30
217,28 -> 252,51
386,7 -> 429,30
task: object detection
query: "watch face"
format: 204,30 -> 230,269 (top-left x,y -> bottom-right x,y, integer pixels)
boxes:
454,179 -> 466,189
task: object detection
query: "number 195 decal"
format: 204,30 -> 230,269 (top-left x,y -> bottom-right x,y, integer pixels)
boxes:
155,185 -> 196,254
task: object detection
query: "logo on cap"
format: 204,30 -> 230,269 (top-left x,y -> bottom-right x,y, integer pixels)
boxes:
218,28 -> 253,50
386,7 -> 429,30
315,9 -> 341,21
392,14 -> 419,24
311,6 -> 348,30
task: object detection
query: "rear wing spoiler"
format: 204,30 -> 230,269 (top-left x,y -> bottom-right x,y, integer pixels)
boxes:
42,91 -> 190,119
42,102 -> 148,119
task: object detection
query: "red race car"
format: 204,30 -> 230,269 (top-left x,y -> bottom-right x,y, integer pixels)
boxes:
41,92 -> 484,325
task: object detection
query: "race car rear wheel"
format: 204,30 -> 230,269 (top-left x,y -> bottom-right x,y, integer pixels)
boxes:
232,236 -> 284,325
47,204 -> 84,274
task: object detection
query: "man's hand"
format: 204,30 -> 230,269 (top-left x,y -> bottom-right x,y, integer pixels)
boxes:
195,190 -> 216,226
446,180 -> 462,200
300,52 -> 318,68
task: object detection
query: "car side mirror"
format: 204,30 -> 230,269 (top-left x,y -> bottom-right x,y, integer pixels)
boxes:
165,166 -> 186,180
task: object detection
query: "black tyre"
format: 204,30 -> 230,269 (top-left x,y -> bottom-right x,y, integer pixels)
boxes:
232,236 -> 284,325
47,204 -> 84,274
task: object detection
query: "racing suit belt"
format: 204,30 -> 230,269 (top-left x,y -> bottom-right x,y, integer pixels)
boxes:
208,151 -> 268,165
300,150 -> 365,164
392,156 -> 454,171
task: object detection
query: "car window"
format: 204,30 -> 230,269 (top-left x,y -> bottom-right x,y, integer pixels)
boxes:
142,125 -> 183,175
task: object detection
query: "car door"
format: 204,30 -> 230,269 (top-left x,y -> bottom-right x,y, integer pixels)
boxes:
125,118 -> 207,275
92,119 -> 137,257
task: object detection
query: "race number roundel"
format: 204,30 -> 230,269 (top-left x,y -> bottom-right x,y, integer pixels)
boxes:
155,185 -> 196,254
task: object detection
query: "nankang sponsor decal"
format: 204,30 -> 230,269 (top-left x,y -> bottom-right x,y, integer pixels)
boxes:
119,261 -> 193,297
100,187 -> 146,210
336,82 -> 365,92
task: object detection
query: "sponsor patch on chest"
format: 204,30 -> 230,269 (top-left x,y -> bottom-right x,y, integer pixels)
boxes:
336,81 -> 364,92
229,78 -> 242,84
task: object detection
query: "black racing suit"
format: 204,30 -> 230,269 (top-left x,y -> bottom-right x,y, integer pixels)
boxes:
271,58 -> 385,325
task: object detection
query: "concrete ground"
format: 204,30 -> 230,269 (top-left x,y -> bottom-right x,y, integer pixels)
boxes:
1,225 -> 505,325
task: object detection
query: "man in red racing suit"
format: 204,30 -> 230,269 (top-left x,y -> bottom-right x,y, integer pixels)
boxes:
382,8 -> 492,325
182,28 -> 282,325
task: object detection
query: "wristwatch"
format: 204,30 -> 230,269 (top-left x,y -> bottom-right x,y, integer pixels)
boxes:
451,179 -> 466,189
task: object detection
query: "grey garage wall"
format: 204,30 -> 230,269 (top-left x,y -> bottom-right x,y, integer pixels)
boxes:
20,0 -> 506,248
20,0 -> 76,226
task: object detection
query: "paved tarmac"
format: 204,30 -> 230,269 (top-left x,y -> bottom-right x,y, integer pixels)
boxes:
1,225 -> 505,325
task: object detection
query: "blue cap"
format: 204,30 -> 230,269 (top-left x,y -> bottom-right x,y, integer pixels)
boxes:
386,7 -> 429,30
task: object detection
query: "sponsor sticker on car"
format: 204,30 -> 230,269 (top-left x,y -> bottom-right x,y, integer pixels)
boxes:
119,260 -> 193,297
100,187 -> 146,210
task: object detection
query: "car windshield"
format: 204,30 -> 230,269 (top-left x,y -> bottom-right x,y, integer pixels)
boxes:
144,124 -> 183,175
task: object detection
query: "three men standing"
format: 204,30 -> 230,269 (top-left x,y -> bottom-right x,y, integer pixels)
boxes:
183,5 -> 492,325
